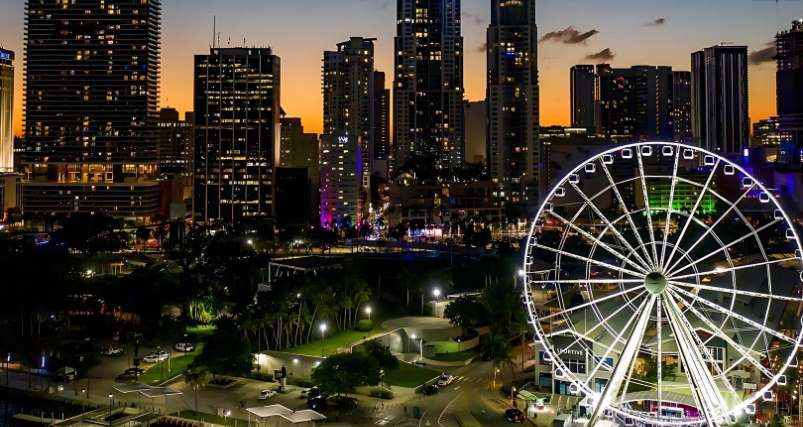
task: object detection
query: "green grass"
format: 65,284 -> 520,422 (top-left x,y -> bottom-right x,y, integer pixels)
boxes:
284,300 -> 408,357
430,349 -> 481,362
187,325 -> 216,339
135,343 -> 204,385
383,362 -> 441,388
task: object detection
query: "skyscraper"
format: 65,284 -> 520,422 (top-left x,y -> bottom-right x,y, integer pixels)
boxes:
673,71 -> 692,141
463,100 -> 486,164
394,0 -> 464,171
320,132 -> 361,227
373,71 -> 390,162
193,47 -> 281,224
595,65 -> 674,143
691,45 -> 749,153
487,0 -> 539,211
570,65 -> 595,133
23,0 -> 163,220
775,21 -> 803,154
158,108 -> 194,199
0,48 -> 13,172
323,37 -> 375,191
279,113 -> 318,168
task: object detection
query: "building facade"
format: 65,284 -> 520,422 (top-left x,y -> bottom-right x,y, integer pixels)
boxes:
23,0 -> 163,221
487,0 -> 540,213
0,48 -> 13,173
463,100 -> 486,164
691,45 -> 749,153
393,0 -> 464,170
323,37 -> 374,190
753,118 -> 781,147
673,71 -> 693,141
193,47 -> 281,224
776,21 -> 803,158
158,108 -> 194,200
320,133 -> 362,228
595,65 -> 674,143
373,71 -> 390,161
570,65 -> 595,133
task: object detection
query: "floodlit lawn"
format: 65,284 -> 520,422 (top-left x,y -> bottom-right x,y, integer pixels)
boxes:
187,325 -> 216,339
284,301 -> 408,357
430,349 -> 480,362
383,362 -> 441,388
136,343 -> 204,385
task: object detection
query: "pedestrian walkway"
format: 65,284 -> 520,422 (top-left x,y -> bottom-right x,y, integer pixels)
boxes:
439,394 -> 468,427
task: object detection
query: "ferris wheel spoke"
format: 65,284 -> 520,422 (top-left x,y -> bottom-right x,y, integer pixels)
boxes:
663,184 -> 756,276
581,291 -> 651,389
663,291 -> 731,423
669,285 -> 796,345
666,219 -> 782,277
599,159 -> 657,271
658,149 -> 681,269
667,280 -> 803,303
529,279 -> 644,284
531,242 -> 646,278
656,295 -> 663,412
568,182 -> 654,271
662,159 -> 720,273
546,210 -> 651,275
535,286 -> 646,322
668,256 -> 798,281
668,289 -> 774,379
587,295 -> 657,427
636,148 -> 660,267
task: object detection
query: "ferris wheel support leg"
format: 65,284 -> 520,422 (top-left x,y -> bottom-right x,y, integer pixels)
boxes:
587,295 -> 657,427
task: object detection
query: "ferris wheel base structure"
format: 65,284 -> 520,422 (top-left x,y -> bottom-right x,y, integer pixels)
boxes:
523,142 -> 803,427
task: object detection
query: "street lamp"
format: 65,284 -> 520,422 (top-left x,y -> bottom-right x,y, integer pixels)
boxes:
366,307 -> 371,321
81,389 -> 86,417
158,345 -> 163,381
108,393 -> 113,422
247,239 -> 253,245
494,368 -> 500,386
183,334 -> 188,358
225,410 -> 231,427
320,324 -> 327,357
433,289 -> 441,317
457,338 -> 461,353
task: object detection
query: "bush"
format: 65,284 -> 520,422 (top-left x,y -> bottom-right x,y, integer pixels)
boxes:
369,389 -> 394,399
246,372 -> 274,382
291,378 -> 315,388
356,319 -> 373,332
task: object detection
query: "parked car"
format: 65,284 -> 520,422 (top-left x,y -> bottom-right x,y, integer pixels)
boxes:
307,395 -> 327,410
174,343 -> 194,353
103,346 -> 124,356
116,368 -> 147,379
258,390 -> 277,400
422,385 -> 439,395
505,409 -> 526,423
410,360 -> 427,367
437,375 -> 454,386
301,389 -> 312,398
142,351 -> 168,363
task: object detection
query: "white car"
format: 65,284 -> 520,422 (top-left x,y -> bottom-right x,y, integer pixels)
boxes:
258,390 -> 277,400
142,351 -> 168,363
437,375 -> 454,386
300,389 -> 312,398
175,343 -> 194,352
103,346 -> 124,356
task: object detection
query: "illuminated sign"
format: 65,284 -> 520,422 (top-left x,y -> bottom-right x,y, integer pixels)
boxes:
556,348 -> 583,357
0,49 -> 13,61
337,136 -> 349,144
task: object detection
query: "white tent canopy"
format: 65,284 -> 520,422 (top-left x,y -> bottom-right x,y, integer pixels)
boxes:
280,410 -> 327,424
247,405 -> 294,418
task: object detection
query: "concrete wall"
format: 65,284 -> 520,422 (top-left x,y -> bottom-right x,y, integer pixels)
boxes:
258,350 -> 324,380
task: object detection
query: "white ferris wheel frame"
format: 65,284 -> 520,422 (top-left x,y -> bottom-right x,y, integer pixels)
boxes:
523,141 -> 803,427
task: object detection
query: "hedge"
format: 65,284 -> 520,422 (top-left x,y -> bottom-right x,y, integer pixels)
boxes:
356,319 -> 373,332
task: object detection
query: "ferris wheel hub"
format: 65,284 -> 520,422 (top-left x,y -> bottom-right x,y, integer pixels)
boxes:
644,272 -> 667,295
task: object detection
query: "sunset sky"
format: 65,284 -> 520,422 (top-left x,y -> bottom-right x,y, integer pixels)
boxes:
0,0 -> 797,137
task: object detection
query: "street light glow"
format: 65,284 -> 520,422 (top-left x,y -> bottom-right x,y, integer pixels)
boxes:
366,307 -> 371,314
321,323 -> 327,332
434,289 -> 440,297
247,239 -> 253,245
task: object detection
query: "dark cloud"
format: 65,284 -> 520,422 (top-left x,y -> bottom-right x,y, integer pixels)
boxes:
749,42 -> 776,66
463,12 -> 485,25
539,26 -> 599,45
586,48 -> 615,62
476,43 -> 487,53
645,18 -> 665,26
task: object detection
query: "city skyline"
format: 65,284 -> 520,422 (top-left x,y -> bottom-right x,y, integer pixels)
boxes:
0,0 -> 797,138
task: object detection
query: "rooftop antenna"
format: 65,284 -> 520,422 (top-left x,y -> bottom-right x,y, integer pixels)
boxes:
212,16 -> 215,48
228,37 -> 231,48
243,38 -> 246,47
217,32 -> 220,49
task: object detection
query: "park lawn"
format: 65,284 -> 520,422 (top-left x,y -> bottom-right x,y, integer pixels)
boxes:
186,325 -> 216,339
383,362 -> 441,388
430,349 -> 481,362
136,343 -> 204,385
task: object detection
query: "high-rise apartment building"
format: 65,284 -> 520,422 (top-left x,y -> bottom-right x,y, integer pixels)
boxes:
193,47 -> 281,224
323,37 -> 374,190
373,71 -> 390,161
673,71 -> 693,141
279,113 -> 318,169
776,21 -> 803,153
570,65 -> 595,133
753,117 -> 781,146
394,0 -> 464,171
463,100 -> 486,164
487,0 -> 539,212
0,48 -> 13,173
158,108 -> 194,198
23,0 -> 163,221
320,132 -> 361,227
691,45 -> 749,153
595,65 -> 674,143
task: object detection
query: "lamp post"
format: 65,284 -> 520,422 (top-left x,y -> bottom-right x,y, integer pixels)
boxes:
183,334 -> 188,358
158,346 -> 163,382
457,338 -> 461,353
224,410 -> 231,427
108,393 -> 113,422
366,307 -> 371,321
434,289 -> 441,318
494,368 -> 500,386
320,324 -> 327,357
81,389 -> 86,417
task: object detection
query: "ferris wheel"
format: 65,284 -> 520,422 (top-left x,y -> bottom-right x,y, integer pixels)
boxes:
523,142 -> 803,426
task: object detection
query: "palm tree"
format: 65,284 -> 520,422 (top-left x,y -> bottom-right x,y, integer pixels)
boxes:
351,281 -> 372,325
184,362 -> 211,414
395,268 -> 418,307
